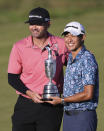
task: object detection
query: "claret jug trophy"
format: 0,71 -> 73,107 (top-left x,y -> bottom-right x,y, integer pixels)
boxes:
42,45 -> 60,101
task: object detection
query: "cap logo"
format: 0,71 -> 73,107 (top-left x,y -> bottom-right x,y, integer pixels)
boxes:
65,25 -> 78,29
45,18 -> 50,21
65,25 -> 85,34
29,15 -> 43,18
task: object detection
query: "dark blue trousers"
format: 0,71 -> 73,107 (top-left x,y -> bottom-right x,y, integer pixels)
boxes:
63,110 -> 97,131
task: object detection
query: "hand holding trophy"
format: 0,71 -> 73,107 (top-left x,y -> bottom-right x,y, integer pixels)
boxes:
42,44 -> 60,101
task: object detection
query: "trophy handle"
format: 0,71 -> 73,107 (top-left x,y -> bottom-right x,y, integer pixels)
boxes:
52,43 -> 59,56
45,44 -> 52,59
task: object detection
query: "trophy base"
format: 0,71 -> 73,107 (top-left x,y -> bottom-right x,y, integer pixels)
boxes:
42,84 -> 60,101
42,93 -> 60,101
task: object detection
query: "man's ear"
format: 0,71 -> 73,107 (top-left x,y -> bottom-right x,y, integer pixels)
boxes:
47,21 -> 50,28
82,34 -> 86,41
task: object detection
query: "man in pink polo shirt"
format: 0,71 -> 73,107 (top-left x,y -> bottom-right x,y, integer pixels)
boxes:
8,7 -> 68,131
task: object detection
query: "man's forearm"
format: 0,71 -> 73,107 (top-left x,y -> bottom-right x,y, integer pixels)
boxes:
8,73 -> 29,94
64,85 -> 94,103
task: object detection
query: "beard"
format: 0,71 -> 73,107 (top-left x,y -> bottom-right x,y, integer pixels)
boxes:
31,29 -> 48,39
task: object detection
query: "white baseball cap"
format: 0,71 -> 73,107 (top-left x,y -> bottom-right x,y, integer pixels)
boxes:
62,21 -> 85,36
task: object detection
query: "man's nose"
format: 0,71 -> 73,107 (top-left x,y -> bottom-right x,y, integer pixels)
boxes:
67,37 -> 73,42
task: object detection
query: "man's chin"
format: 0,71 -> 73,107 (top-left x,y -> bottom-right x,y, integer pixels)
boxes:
32,34 -> 40,38
67,46 -> 74,51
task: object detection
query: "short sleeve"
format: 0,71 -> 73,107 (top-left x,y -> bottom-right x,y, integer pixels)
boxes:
82,57 -> 98,86
8,44 -> 22,74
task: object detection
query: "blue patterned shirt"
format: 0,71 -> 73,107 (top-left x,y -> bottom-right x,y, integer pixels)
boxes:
63,45 -> 99,111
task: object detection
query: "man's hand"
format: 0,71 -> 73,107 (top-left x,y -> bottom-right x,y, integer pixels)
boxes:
26,90 -> 44,103
46,96 -> 62,105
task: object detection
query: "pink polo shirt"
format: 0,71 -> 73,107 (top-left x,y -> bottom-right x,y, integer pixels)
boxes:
8,33 -> 68,98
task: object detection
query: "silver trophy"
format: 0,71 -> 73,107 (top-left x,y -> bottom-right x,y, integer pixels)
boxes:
42,45 -> 60,101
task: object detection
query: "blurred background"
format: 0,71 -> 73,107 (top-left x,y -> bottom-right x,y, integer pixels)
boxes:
0,0 -> 104,131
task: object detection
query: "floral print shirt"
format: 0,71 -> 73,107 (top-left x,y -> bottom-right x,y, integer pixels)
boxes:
63,45 -> 99,111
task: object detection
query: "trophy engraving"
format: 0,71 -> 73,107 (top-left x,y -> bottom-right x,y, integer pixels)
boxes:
42,45 -> 60,101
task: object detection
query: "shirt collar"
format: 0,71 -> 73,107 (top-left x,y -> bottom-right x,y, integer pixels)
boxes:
68,45 -> 86,64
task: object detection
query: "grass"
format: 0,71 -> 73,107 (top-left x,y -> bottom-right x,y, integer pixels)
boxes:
0,1 -> 104,131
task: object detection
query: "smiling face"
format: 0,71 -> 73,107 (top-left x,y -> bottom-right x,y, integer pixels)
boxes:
64,33 -> 85,52
29,23 -> 49,39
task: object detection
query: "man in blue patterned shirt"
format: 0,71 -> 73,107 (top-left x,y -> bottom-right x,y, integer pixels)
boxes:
47,21 -> 99,131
